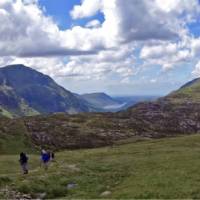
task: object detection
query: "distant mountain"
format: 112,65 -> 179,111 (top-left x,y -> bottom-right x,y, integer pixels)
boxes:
76,93 -> 159,112
81,92 -> 122,111
112,95 -> 159,110
0,64 -> 96,117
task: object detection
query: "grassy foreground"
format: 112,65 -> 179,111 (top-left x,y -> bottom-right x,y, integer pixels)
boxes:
1,134 -> 200,199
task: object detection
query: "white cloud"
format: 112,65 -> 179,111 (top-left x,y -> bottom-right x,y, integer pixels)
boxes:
140,39 -> 192,71
155,0 -> 200,16
150,79 -> 157,83
191,38 -> 200,57
141,43 -> 178,60
56,44 -> 136,81
0,0 -> 197,58
192,61 -> 200,77
86,20 -> 101,28
0,0 -> 199,93
70,0 -> 102,19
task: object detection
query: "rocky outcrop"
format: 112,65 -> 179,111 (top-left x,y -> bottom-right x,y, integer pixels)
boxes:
118,98 -> 200,138
22,113 -> 134,150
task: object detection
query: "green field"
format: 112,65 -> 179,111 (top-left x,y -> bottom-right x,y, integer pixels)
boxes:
1,134 -> 200,199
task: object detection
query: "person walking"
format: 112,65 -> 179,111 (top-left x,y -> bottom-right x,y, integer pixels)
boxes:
41,149 -> 50,170
51,151 -> 55,161
19,152 -> 29,174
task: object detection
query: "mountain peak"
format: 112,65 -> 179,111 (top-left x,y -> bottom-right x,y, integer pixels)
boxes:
0,64 -> 95,117
3,64 -> 30,70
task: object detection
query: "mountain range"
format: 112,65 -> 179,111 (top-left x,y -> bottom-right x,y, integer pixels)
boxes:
0,64 -> 200,150
0,64 -> 156,117
0,65 -> 122,117
0,64 -> 99,117
0,71 -> 199,150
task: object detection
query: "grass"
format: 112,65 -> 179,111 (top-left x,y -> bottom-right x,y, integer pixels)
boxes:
168,82 -> 200,103
0,119 -> 35,154
0,107 -> 13,118
1,134 -> 200,198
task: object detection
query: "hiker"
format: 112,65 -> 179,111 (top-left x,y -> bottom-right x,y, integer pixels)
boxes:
41,149 -> 50,170
51,151 -> 55,161
19,152 -> 28,174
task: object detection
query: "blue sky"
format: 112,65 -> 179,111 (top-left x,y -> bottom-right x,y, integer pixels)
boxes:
0,0 -> 200,95
39,0 -> 105,29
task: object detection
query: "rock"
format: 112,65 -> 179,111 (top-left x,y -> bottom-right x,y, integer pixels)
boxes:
67,164 -> 80,172
100,191 -> 111,197
35,192 -> 47,199
22,194 -> 32,199
67,183 -> 77,190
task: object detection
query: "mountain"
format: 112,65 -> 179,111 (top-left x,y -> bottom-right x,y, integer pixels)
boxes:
118,77 -> 200,138
0,75 -> 200,151
0,64 -> 96,117
81,92 -> 123,111
81,93 -> 159,112
112,95 -> 159,111
166,77 -> 200,103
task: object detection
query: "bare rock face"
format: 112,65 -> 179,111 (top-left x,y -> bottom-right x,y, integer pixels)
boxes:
100,191 -> 112,197
22,113 -> 132,150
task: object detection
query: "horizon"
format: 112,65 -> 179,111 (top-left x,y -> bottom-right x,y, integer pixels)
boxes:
0,63 -> 174,97
0,0 -> 200,95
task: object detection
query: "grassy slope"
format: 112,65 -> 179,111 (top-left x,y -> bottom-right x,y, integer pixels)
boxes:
1,134 -> 200,198
167,80 -> 200,103
0,118 -> 35,154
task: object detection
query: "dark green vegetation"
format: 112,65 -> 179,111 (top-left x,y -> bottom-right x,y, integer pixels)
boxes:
0,113 -> 135,152
1,135 -> 200,199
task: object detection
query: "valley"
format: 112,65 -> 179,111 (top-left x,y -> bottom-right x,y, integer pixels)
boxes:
0,0 -> 199,199
0,64 -> 199,199
1,134 -> 200,199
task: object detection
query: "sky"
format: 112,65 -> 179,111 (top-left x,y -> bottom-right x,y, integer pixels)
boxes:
0,0 -> 200,96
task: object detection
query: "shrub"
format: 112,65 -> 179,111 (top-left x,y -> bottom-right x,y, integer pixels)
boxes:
0,176 -> 12,186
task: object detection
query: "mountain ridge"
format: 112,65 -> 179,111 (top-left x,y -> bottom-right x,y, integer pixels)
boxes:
81,92 -> 121,110
0,75 -> 200,150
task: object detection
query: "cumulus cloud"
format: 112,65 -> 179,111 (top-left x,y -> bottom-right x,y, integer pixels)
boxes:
86,20 -> 101,28
70,0 -> 102,19
191,38 -> 200,57
192,61 -> 200,77
71,0 -> 182,43
0,0 -> 200,92
141,43 -> 178,60
140,41 -> 192,70
56,44 -> 136,81
0,0 -> 99,57
0,0 -> 194,58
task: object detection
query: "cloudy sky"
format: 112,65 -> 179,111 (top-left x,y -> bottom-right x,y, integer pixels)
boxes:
0,0 -> 200,95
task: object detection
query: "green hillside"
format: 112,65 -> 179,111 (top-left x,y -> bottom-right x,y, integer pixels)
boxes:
166,78 -> 200,103
1,134 -> 200,199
